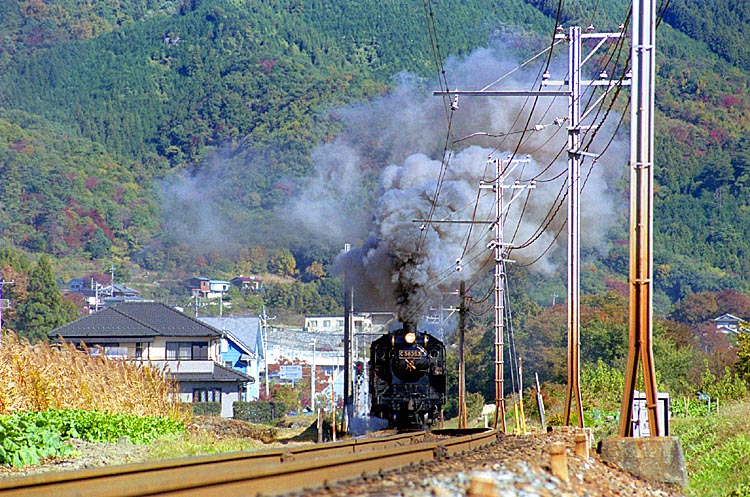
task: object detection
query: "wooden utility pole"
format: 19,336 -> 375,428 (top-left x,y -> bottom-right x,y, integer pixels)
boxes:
342,243 -> 353,434
457,281 -> 467,429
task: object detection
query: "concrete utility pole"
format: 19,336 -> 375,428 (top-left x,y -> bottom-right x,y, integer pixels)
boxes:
543,26 -> 630,428
480,156 -> 534,431
342,243 -> 353,433
260,305 -> 275,398
438,25 -> 628,430
619,0 -> 660,437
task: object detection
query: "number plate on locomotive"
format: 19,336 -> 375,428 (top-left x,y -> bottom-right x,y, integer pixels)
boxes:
398,349 -> 425,358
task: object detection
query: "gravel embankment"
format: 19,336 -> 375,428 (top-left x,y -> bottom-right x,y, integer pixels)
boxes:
0,424 -> 686,497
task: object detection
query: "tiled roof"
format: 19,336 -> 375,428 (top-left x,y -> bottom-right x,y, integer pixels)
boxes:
199,317 -> 262,355
171,362 -> 253,383
49,302 -> 222,341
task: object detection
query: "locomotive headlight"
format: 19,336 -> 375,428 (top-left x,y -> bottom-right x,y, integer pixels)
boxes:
404,331 -> 417,344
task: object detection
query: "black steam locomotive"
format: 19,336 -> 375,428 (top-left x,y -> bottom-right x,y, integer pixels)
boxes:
369,322 -> 446,428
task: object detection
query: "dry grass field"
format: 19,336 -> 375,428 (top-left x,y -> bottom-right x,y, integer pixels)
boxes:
0,332 -> 188,423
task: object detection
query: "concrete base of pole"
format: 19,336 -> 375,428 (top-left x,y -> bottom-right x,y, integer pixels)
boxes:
598,437 -> 688,487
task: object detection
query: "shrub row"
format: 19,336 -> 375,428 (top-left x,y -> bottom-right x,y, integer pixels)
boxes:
233,401 -> 280,424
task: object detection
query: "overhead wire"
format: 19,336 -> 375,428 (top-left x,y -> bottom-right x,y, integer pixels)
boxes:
414,0 -> 645,319
449,0 -> 568,275
417,0 -> 457,254
507,8 -> 634,261
511,8 -> 635,266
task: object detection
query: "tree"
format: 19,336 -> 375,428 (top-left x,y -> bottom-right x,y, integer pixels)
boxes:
268,249 -> 297,277
15,256 -> 77,342
736,323 -> 750,383
270,384 -> 301,414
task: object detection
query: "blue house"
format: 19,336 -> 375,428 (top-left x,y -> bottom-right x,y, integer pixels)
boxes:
199,317 -> 265,401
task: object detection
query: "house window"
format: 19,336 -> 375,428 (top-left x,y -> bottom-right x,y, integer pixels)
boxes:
135,343 -> 143,360
103,345 -> 128,358
166,342 -> 209,360
193,388 -> 221,403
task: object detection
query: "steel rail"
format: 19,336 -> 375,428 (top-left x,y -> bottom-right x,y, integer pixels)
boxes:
0,428 -> 497,497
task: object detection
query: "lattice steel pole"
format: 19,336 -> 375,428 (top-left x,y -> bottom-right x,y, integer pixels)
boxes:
620,0 -> 660,437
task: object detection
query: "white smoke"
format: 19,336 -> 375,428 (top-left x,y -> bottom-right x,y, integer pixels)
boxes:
292,46 -> 629,319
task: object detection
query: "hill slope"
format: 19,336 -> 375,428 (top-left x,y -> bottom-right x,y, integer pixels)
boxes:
0,0 -> 748,310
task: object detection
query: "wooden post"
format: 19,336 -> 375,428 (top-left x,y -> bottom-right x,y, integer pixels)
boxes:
317,408 -> 323,443
574,432 -> 589,459
549,442 -> 569,482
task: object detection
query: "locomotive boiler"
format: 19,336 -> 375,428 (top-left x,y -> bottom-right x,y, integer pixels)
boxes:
369,322 -> 446,428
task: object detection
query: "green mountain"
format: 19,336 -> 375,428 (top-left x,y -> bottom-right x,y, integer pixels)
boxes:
0,0 -> 749,313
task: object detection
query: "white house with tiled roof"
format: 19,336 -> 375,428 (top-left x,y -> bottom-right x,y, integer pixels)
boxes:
713,313 -> 747,334
48,302 -> 251,417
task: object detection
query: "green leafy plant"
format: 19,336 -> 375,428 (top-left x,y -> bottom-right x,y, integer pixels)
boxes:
0,409 -> 185,468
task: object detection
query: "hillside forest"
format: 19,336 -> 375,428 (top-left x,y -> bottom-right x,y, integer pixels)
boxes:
2,0 -> 750,405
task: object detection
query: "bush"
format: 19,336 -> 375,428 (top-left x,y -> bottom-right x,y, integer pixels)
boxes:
234,401 -> 279,424
192,402 -> 221,416
699,365 -> 750,402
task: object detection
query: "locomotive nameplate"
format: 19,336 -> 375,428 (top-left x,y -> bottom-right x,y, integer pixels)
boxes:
398,349 -> 426,358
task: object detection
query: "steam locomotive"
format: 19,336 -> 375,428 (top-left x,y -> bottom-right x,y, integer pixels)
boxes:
369,322 -> 446,428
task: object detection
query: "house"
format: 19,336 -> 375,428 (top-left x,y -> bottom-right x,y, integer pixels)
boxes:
48,302 -> 251,417
714,313 -> 747,334
304,313 -> 375,334
230,275 -> 261,292
187,277 -> 231,299
198,316 -> 264,401
68,279 -> 146,312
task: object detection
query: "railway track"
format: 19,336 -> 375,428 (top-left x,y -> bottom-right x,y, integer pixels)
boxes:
0,428 -> 497,497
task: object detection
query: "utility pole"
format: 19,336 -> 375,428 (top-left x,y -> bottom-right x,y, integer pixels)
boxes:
620,0 -> 659,437
436,25 -> 627,430
457,281 -> 467,429
480,156 -> 535,431
311,338 -> 316,412
543,26 -> 630,428
260,305 -> 275,398
342,243 -> 353,434
415,157 -> 533,433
